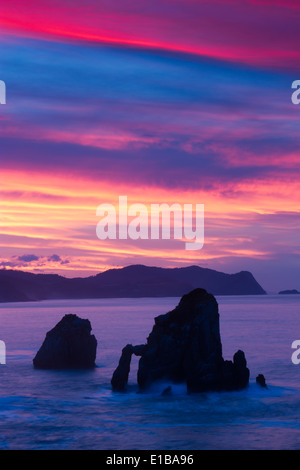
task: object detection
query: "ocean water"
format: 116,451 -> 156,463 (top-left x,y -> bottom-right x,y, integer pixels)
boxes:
0,295 -> 300,450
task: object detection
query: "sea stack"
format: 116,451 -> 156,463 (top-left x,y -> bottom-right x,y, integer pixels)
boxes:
112,288 -> 250,392
33,314 -> 97,369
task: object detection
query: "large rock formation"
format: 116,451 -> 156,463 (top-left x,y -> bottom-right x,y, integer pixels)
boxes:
33,314 -> 97,369
112,289 -> 249,392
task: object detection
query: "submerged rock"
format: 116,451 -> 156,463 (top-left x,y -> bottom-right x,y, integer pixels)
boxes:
162,386 -> 172,396
112,288 -> 250,393
33,314 -> 97,369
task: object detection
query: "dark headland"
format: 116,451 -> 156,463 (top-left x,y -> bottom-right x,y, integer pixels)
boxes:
0,264 -> 266,303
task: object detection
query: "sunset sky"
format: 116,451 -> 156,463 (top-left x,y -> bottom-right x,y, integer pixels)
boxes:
0,0 -> 299,292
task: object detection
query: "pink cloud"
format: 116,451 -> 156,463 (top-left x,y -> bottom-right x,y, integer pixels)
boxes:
2,0 -> 300,70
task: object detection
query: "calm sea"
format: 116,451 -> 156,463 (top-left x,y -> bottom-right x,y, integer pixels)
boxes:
0,295 -> 300,450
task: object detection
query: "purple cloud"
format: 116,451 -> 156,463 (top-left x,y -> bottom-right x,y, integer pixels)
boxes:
48,254 -> 62,262
17,254 -> 39,262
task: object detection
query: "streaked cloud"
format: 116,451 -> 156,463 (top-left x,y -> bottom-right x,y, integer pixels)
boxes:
0,1 -> 299,292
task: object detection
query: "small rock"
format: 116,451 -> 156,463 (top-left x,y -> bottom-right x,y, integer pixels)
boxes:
256,374 -> 267,388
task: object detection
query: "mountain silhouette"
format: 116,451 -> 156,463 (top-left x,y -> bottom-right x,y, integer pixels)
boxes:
0,264 -> 266,302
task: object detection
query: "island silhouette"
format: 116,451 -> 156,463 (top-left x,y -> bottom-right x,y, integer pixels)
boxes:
0,264 -> 266,302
